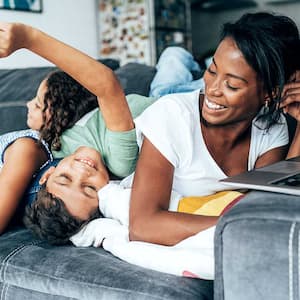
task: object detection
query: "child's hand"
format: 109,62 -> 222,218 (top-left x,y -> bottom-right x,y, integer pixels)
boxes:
70,218 -> 128,248
280,71 -> 300,121
0,22 -> 30,58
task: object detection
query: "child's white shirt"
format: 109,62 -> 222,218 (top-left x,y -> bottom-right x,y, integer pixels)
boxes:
98,178 -> 182,226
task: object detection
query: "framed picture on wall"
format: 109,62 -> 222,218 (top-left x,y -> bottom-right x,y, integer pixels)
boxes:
0,0 -> 43,13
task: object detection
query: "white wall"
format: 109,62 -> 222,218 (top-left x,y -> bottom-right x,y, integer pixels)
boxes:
0,0 -> 99,68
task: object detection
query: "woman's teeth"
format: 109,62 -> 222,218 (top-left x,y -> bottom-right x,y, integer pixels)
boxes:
205,98 -> 226,110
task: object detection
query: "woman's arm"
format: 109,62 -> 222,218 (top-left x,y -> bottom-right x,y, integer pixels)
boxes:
288,123 -> 300,158
129,138 -> 218,246
0,139 -> 48,233
0,22 -> 133,132
254,145 -> 288,168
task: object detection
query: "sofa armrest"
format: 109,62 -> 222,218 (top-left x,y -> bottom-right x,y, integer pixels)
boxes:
214,190 -> 300,300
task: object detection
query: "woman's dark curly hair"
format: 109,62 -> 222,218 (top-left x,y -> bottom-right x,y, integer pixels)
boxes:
39,71 -> 98,150
220,12 -> 300,130
23,185 -> 101,245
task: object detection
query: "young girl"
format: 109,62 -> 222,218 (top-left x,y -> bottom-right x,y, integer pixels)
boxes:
0,68 -> 101,233
0,21 -> 155,234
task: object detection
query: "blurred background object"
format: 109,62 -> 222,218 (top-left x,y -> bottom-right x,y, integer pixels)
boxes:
98,0 -> 192,65
191,0 -> 257,11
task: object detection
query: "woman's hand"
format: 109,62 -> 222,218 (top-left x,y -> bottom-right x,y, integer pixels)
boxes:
0,22 -> 32,58
282,71 -> 300,159
280,71 -> 300,121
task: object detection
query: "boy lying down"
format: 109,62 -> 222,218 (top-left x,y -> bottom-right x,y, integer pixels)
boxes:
24,146 -> 244,280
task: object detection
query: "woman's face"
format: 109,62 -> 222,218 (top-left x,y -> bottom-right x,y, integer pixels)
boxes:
202,37 -> 265,126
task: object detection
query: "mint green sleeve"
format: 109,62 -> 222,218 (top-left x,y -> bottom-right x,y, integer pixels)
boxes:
103,128 -> 139,178
52,125 -> 92,158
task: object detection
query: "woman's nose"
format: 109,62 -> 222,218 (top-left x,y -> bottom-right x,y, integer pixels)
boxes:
207,79 -> 223,97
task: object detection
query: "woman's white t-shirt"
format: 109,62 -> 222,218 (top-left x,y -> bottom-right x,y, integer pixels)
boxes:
134,90 -> 289,196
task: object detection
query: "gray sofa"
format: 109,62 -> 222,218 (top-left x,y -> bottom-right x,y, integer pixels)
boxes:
214,190 -> 300,300
0,61 -> 213,300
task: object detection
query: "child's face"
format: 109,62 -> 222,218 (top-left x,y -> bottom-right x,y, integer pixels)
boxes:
27,79 -> 49,130
41,146 -> 109,220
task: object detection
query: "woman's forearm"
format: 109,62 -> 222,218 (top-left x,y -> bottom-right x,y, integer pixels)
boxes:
129,210 -> 218,246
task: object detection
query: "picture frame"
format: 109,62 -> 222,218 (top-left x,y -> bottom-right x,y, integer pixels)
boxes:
0,0 -> 43,13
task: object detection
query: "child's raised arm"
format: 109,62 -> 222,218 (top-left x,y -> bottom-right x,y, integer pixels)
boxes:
0,22 -> 133,132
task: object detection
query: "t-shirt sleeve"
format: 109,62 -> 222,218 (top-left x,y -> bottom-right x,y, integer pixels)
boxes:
134,98 -> 193,168
249,114 -> 289,169
104,128 -> 139,178
98,183 -> 130,226
259,114 -> 289,154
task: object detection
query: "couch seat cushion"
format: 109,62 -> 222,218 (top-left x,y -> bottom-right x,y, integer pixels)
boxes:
0,227 -> 213,300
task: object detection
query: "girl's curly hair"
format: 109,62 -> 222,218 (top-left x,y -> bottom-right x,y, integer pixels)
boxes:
39,71 -> 98,150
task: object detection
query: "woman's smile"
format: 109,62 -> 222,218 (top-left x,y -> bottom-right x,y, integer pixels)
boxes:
204,97 -> 226,110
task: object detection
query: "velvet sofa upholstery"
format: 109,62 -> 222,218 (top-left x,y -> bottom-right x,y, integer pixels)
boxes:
214,190 -> 300,300
0,61 -> 214,300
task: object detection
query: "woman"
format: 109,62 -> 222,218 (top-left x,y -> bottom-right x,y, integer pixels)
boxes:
129,12 -> 300,246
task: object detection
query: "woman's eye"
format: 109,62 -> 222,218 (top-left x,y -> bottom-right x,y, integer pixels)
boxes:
207,67 -> 216,75
225,81 -> 239,91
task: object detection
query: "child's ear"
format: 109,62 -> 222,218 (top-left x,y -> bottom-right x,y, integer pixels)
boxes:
39,166 -> 56,185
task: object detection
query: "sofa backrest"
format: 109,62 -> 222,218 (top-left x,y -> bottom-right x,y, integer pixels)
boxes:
0,59 -> 156,135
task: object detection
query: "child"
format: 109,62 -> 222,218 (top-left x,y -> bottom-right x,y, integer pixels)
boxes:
0,69 -> 100,233
24,145 -> 185,243
0,21 -> 157,234
24,145 -> 243,279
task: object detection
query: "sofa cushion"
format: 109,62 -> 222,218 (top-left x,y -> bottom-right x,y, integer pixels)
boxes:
214,190 -> 300,300
0,227 -> 213,300
115,63 -> 156,96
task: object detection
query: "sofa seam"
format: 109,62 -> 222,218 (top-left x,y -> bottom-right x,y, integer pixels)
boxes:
0,102 -> 26,108
0,241 -> 42,282
0,283 -> 8,300
298,228 -> 300,300
289,222 -> 296,300
218,224 -> 225,300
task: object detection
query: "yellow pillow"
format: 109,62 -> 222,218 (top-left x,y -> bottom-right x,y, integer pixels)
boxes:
178,191 -> 245,216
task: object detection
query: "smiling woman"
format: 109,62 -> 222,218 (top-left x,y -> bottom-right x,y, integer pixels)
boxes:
0,0 -> 42,12
128,12 -> 300,247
